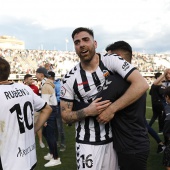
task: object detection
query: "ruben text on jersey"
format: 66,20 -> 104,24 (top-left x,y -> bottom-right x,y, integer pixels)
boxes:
4,88 -> 30,100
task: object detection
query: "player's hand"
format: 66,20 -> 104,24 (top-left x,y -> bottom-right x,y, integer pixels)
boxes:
96,106 -> 115,124
86,98 -> 111,117
44,122 -> 47,127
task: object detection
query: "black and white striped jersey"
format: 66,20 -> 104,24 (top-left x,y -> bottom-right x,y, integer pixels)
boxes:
60,53 -> 136,145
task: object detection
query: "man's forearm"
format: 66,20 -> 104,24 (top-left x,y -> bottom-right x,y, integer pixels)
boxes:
61,98 -> 111,124
153,75 -> 165,85
109,81 -> 148,113
34,105 -> 52,133
61,106 -> 87,124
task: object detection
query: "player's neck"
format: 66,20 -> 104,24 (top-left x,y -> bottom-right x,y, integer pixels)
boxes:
81,54 -> 99,73
0,80 -> 11,85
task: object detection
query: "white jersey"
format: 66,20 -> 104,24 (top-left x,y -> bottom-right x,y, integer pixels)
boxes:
0,83 -> 46,170
60,54 -> 136,145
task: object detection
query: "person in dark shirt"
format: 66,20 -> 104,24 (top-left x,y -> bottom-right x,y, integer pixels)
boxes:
105,41 -> 150,170
149,72 -> 165,134
163,86 -> 170,169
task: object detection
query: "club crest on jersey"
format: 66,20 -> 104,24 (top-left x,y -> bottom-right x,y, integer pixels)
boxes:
60,86 -> 66,97
103,70 -> 110,77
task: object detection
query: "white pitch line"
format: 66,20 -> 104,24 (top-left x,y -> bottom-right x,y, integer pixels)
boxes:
146,106 -> 152,109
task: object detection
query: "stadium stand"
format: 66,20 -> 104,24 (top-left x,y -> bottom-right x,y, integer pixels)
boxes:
0,48 -> 170,85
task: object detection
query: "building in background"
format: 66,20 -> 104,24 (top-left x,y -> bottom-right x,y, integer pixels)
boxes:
0,35 -> 25,49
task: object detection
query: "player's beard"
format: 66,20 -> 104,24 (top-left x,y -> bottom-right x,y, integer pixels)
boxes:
78,45 -> 96,64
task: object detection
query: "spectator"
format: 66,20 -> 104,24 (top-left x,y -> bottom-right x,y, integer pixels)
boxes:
48,71 -> 66,152
36,67 -> 61,167
24,74 -> 45,148
149,72 -> 165,134
163,86 -> 170,170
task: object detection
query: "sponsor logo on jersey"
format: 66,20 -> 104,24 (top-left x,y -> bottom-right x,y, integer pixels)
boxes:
17,143 -> 36,157
60,86 -> 66,97
103,79 -> 112,90
122,61 -> 130,71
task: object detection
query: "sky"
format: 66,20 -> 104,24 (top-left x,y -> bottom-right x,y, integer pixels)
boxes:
1,0 -> 170,54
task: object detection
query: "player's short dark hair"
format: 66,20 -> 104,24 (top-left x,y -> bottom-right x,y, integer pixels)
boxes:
0,57 -> 10,81
105,41 -> 132,54
24,74 -> 32,80
72,27 -> 94,39
164,86 -> 170,98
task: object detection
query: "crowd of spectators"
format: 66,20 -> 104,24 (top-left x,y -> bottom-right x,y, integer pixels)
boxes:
0,49 -> 79,76
0,48 -> 170,85
132,52 -> 169,73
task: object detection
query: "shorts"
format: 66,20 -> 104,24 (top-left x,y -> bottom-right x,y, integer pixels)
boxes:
163,141 -> 170,167
34,112 -> 40,124
76,142 -> 119,170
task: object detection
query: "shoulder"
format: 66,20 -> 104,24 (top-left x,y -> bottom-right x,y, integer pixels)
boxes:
55,79 -> 61,83
42,80 -> 54,90
100,53 -> 135,79
16,83 -> 34,95
101,53 -> 122,61
101,53 -> 126,68
18,83 -> 32,90
62,64 -> 80,84
54,79 -> 61,86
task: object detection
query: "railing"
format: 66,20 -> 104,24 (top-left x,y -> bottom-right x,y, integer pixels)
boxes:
9,74 -> 62,80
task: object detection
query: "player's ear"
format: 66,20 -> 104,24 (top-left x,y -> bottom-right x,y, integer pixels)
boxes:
94,40 -> 97,49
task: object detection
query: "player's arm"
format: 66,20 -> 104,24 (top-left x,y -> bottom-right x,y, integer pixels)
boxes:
117,69 -> 148,106
154,69 -> 170,86
97,69 -> 149,123
153,73 -> 165,85
61,98 -> 111,124
34,104 -> 52,133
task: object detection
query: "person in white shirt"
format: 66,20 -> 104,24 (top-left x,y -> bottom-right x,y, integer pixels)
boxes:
0,58 -> 52,170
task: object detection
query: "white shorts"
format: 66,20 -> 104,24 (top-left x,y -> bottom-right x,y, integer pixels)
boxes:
76,142 -> 119,170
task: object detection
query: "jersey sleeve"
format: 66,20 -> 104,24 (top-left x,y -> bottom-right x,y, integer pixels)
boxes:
60,77 -> 74,102
101,54 -> 136,79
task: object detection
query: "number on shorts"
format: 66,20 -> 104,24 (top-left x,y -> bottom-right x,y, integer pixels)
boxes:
80,154 -> 93,168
